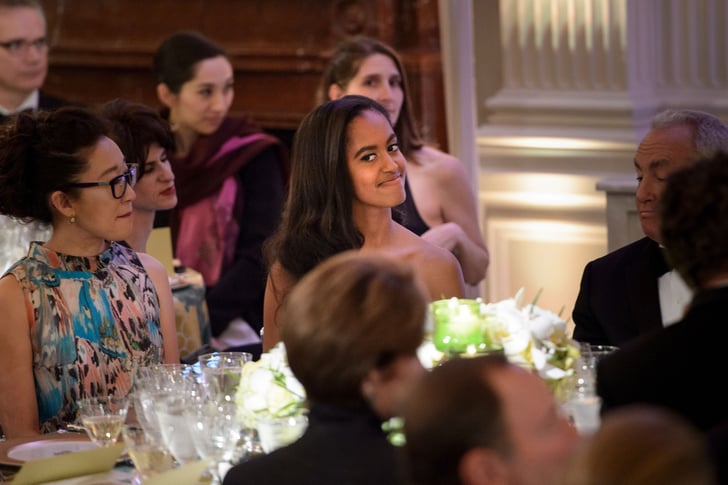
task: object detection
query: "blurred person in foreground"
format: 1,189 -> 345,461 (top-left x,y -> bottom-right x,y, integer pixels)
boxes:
572,109 -> 728,346
564,404 -> 716,485
0,107 -> 178,438
402,354 -> 579,485
597,154 -> 728,482
223,250 -> 427,485
261,95 -> 464,351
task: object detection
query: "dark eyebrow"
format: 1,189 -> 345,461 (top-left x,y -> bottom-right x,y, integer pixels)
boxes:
353,133 -> 397,159
354,144 -> 377,159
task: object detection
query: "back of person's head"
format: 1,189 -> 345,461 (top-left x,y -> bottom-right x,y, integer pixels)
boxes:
279,250 -> 426,411
660,153 -> 728,290
153,31 -> 226,94
650,109 -> 728,160
269,94 -> 391,279
99,98 -> 174,178
317,35 -> 422,156
0,106 -> 109,224
403,355 -> 512,485
565,405 -> 716,485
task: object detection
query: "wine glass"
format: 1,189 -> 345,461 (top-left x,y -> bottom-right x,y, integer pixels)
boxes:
121,424 -> 174,483
77,396 -> 129,447
198,352 -> 252,404
185,401 -> 242,484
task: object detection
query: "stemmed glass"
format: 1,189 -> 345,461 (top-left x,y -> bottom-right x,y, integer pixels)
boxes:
153,380 -> 202,466
132,363 -> 197,444
121,424 -> 174,484
197,352 -> 252,404
77,396 -> 129,447
185,401 -> 242,484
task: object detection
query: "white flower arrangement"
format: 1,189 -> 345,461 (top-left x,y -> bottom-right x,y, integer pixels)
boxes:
486,288 -> 579,382
234,342 -> 307,428
420,289 -> 580,391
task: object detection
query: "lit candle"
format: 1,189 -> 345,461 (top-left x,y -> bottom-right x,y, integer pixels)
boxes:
431,298 -> 485,355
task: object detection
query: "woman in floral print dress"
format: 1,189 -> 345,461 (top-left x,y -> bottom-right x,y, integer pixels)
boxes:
0,107 -> 179,438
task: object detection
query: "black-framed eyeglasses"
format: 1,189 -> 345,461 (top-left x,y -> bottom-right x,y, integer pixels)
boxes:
0,37 -> 48,56
64,164 -> 138,199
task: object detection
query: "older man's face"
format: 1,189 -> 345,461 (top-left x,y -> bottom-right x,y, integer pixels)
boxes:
0,6 -> 48,106
633,124 -> 696,243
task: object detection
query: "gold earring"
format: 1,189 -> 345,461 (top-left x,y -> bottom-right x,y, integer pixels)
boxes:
69,215 -> 76,224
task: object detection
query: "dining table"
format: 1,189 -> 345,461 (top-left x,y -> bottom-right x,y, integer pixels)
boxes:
0,431 -> 208,484
171,269 -> 212,358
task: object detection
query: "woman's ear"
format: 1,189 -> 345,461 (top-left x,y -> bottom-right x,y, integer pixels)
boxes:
328,83 -> 345,101
49,190 -> 75,219
156,83 -> 175,108
458,447 -> 507,485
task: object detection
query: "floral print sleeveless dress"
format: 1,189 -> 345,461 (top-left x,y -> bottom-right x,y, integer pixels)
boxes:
7,241 -> 165,433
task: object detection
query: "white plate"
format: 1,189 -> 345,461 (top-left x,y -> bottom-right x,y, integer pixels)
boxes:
8,440 -> 98,462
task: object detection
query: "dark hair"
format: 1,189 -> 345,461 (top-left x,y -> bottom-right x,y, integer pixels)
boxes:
153,31 -> 227,93
265,94 -> 391,280
661,153 -> 728,289
99,98 -> 174,179
280,251 -> 426,410
317,36 -> 423,158
403,354 -> 513,485
0,107 -> 110,224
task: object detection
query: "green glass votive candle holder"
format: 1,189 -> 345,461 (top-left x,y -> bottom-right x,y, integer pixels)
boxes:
431,298 -> 486,355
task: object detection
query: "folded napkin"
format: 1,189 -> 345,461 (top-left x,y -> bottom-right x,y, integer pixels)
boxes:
12,443 -> 124,485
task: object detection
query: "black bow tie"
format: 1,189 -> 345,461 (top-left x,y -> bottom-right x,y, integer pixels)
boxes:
655,246 -> 673,277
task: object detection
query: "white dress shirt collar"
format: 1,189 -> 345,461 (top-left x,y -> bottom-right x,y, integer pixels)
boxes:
0,90 -> 39,116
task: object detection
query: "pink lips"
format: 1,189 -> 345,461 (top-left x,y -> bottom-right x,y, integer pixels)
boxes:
379,174 -> 402,186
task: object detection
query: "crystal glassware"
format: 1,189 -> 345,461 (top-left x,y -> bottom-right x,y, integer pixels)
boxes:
77,396 -> 129,447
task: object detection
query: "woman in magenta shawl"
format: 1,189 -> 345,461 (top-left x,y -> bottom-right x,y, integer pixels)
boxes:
154,31 -> 289,349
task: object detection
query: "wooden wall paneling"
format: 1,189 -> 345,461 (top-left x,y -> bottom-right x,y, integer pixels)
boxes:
39,0 -> 447,149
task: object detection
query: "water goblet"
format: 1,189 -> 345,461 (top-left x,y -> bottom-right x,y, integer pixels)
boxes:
77,396 -> 129,447
121,424 -> 174,483
185,401 -> 242,484
198,352 -> 252,404
154,393 -> 200,465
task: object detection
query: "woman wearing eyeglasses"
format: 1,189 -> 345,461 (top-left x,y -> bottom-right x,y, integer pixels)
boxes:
0,106 -> 179,438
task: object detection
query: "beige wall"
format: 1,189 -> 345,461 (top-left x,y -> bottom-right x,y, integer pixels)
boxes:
440,0 -> 728,326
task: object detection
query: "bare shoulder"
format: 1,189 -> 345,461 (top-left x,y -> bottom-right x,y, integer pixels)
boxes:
391,227 -> 465,298
137,252 -> 167,277
0,274 -> 29,336
414,146 -> 466,174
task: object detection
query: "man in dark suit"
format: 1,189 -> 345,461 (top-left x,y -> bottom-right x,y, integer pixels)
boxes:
0,0 -> 71,125
0,0 -> 74,273
597,155 -> 728,481
572,109 -> 728,346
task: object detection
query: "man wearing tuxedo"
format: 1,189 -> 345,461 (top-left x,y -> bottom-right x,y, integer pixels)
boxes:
572,109 -> 728,346
597,155 -> 728,482
0,0 -> 70,125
